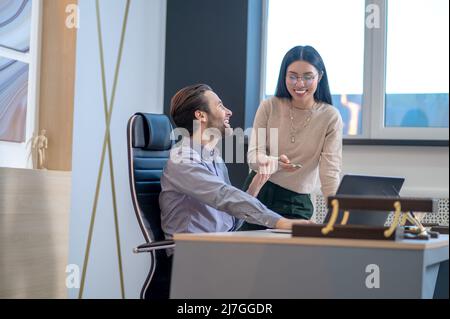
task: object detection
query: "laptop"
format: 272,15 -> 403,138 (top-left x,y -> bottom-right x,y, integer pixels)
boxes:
323,174 -> 405,226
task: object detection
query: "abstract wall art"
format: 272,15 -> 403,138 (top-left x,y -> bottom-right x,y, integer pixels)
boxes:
0,0 -> 31,52
0,58 -> 28,142
0,0 -> 32,143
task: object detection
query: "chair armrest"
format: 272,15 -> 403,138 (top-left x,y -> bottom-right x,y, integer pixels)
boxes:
133,240 -> 175,253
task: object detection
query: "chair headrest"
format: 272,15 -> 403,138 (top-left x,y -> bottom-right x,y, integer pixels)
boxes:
133,113 -> 173,151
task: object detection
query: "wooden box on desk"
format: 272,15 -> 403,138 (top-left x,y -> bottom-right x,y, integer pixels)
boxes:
293,224 -> 403,240
293,195 -> 436,241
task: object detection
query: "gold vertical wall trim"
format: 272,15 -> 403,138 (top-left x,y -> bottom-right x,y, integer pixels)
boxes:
78,0 -> 131,299
95,0 -> 126,299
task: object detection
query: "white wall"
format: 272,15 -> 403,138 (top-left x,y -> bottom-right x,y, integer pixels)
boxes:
68,0 -> 166,299
343,145 -> 449,198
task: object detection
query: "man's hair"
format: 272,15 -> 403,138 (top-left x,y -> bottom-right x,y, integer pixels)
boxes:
170,84 -> 212,135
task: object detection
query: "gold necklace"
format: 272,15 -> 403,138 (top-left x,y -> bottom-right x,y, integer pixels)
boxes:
289,101 -> 317,143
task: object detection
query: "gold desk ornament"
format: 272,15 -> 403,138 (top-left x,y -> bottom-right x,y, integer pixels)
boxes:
384,201 -> 402,238
321,199 -> 339,235
341,211 -> 350,225
401,212 -> 436,238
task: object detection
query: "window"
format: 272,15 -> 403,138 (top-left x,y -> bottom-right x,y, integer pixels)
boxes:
383,0 -> 449,134
265,0 -> 365,136
263,0 -> 449,141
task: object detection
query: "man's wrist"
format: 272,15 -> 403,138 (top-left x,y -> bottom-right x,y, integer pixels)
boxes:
275,218 -> 289,229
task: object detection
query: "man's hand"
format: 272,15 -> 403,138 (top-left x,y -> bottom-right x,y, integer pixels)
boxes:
247,155 -> 278,197
256,154 -> 278,174
247,154 -> 302,197
275,218 -> 314,230
246,155 -> 277,197
247,171 -> 271,197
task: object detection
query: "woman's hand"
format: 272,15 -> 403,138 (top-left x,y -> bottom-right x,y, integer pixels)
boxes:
256,154 -> 301,173
278,154 -> 300,171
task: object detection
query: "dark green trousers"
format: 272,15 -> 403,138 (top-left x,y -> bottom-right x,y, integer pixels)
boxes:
239,170 -> 314,231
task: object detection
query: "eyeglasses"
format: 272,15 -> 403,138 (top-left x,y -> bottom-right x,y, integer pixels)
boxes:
286,73 -> 319,87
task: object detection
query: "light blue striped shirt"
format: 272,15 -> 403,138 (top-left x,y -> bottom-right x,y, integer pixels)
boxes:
159,138 -> 281,239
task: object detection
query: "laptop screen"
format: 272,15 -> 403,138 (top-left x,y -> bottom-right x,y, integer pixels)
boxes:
323,175 -> 405,226
336,175 -> 404,197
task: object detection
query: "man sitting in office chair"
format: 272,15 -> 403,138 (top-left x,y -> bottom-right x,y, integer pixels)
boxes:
159,84 -> 312,240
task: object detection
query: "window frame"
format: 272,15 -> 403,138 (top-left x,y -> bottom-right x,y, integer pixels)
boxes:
261,0 -> 449,145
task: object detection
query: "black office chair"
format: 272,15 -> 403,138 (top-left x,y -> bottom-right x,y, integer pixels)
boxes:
127,112 -> 175,299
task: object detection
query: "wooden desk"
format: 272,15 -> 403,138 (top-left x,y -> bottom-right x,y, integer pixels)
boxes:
170,231 -> 449,299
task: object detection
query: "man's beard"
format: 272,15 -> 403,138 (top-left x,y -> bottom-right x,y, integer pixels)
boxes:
206,119 -> 228,137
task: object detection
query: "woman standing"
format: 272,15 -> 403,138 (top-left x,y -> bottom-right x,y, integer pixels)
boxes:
241,45 -> 343,230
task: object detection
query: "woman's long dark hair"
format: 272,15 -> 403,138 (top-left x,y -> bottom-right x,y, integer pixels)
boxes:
275,45 -> 333,105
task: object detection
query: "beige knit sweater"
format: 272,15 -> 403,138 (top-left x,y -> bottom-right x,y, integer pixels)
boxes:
248,96 -> 343,198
